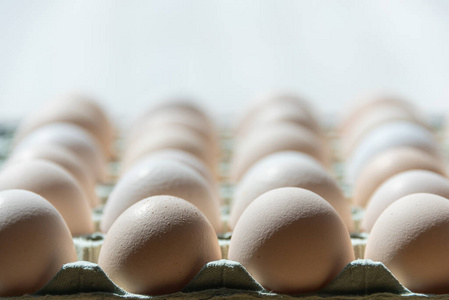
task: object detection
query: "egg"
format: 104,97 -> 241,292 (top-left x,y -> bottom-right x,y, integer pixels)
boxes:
353,147 -> 445,208
122,126 -> 216,172
342,105 -> 423,157
101,159 -> 222,233
230,151 -> 353,232
0,189 -> 77,297
365,193 -> 449,294
228,187 -> 354,294
231,123 -> 328,182
362,170 -> 449,233
98,196 -> 221,295
14,93 -> 114,158
0,160 -> 94,236
128,109 -> 218,153
5,145 -> 99,207
236,102 -> 321,139
13,123 -> 107,182
236,92 -> 318,133
339,95 -> 418,136
121,149 -> 216,185
346,121 -> 440,184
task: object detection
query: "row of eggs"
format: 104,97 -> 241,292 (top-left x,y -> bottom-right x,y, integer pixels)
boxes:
1,93 -> 449,296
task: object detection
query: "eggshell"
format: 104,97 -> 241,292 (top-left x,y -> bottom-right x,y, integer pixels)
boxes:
98,196 -> 221,295
13,123 -> 107,182
122,126 -> 216,172
14,93 -> 114,158
346,121 -> 440,184
342,106 -> 422,157
101,159 -> 222,233
365,193 -> 449,294
230,151 -> 353,232
0,160 -> 94,236
353,147 -> 445,208
231,123 -> 328,182
0,189 -> 77,296
363,170 -> 449,233
228,187 -> 354,294
6,145 -> 99,207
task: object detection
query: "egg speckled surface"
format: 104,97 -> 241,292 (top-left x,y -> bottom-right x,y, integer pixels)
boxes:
101,159 -> 222,233
98,196 -> 221,295
363,170 -> 449,232
0,189 -> 77,297
230,151 -> 353,232
0,160 -> 94,236
365,193 -> 449,294
228,187 -> 354,294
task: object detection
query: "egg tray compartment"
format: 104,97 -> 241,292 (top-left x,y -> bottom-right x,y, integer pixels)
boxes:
13,259 -> 441,300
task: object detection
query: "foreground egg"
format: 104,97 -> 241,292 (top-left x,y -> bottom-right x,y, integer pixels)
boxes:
0,160 -> 94,236
353,147 -> 445,208
230,151 -> 353,232
362,170 -> 449,232
14,123 -> 107,182
365,193 -> 449,294
98,196 -> 221,295
229,187 -> 354,294
231,123 -> 328,182
0,190 -> 77,297
6,145 -> 99,207
101,159 -> 222,233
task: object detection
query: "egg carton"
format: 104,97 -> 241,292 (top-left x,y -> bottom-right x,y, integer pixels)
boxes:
14,259 -> 438,299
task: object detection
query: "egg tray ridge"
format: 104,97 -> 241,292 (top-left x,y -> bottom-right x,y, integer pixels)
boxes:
11,259 -> 438,299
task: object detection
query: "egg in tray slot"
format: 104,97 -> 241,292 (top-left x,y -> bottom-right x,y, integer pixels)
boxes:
1,92 -> 449,298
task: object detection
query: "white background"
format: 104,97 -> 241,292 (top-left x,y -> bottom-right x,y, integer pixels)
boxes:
1,0 -> 449,123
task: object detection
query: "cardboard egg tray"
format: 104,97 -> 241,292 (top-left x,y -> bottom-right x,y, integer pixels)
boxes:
0,120 -> 443,299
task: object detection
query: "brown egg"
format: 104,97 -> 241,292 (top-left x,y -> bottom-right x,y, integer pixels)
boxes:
365,193 -> 449,294
0,160 -> 94,236
363,170 -> 449,233
122,126 -> 216,172
228,187 -> 354,294
14,93 -> 114,158
14,123 -> 107,182
353,147 -> 445,208
346,121 -> 440,184
342,105 -> 423,157
101,159 -> 222,233
230,151 -> 353,232
0,189 -> 77,296
231,123 -> 328,182
98,196 -> 221,295
6,145 -> 99,207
